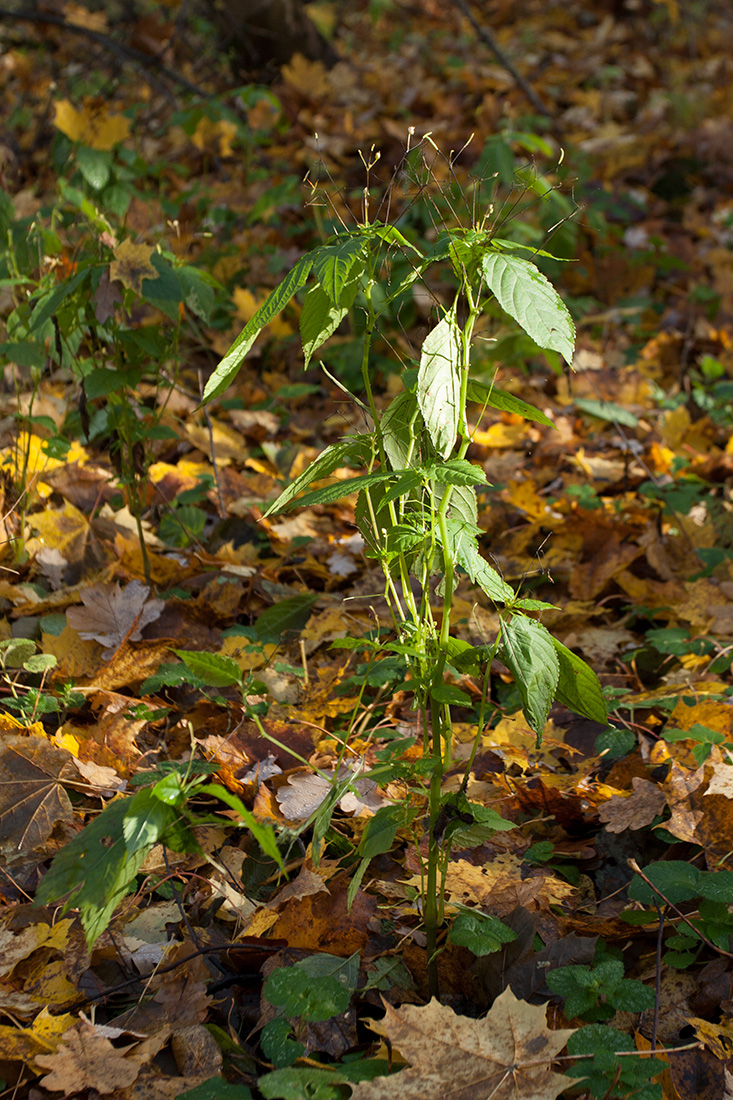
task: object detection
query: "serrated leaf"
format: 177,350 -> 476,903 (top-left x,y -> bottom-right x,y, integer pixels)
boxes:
253,594 -> 319,641
312,235 -> 368,304
349,988 -> 575,1100
467,379 -> 555,428
174,649 -> 243,688
481,252 -> 575,365
202,254 -> 314,402
263,436 -> 372,517
35,792 -> 173,946
551,638 -> 608,724
448,911 -> 517,956
501,615 -> 560,739
454,538 -> 516,604
417,311 -> 462,458
283,469 -> 396,511
425,458 -> 488,487
628,860 -> 701,905
300,280 -> 356,368
381,389 -> 422,471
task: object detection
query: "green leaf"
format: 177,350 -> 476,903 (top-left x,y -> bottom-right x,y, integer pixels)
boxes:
200,783 -> 283,867
565,1025 -> 665,1098
610,979 -> 656,1013
263,436 -> 371,517
253,594 -> 319,641
35,792 -> 171,946
202,254 -> 314,402
264,960 -> 353,1022
417,309 -> 462,458
454,538 -> 516,604
282,469 -> 396,511
551,638 -> 608,724
431,682 -> 472,705
696,870 -> 733,903
358,809 -> 402,858
425,458 -> 488,487
258,1067 -> 345,1100
29,268 -> 89,333
300,281 -> 355,368
448,911 -> 517,956
466,379 -> 555,428
260,1019 -> 305,1069
574,398 -> 639,428
77,146 -> 112,190
500,615 -> 560,740
481,252 -> 575,365
381,389 -> 422,471
312,235 -> 368,304
628,861 -> 701,906
174,650 -> 243,688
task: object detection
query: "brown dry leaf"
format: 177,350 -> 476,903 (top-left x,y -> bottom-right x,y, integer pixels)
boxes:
109,239 -> 157,294
598,778 -> 667,833
0,736 -> 76,855
35,1019 -> 150,1094
66,580 -> 164,658
350,988 -> 575,1100
662,761 -> 706,843
53,98 -> 131,149
0,1007 -> 75,1066
705,758 -> 733,799
442,857 -> 575,917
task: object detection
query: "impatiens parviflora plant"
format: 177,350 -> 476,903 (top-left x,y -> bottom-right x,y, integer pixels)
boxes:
202,166 -> 608,996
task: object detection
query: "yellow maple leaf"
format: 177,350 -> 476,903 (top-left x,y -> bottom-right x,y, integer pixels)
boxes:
191,116 -> 238,157
53,99 -> 130,150
109,239 -> 157,295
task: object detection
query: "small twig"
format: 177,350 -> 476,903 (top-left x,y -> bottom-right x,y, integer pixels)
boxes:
0,6 -> 208,98
652,898 -> 663,1051
450,0 -> 555,124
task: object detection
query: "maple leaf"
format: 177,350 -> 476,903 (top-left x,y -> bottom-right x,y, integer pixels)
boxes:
108,239 -> 157,295
66,579 -> 164,658
598,778 -> 667,833
0,737 -> 76,854
53,98 -> 130,150
35,1018 -> 155,1094
350,988 -> 575,1100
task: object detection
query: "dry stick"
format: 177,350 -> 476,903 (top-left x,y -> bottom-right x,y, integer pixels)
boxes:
652,898 -> 663,1052
628,858 -> 733,959
450,0 -> 555,125
0,7 -> 208,99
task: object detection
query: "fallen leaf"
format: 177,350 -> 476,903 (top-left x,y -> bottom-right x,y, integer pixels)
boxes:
109,238 -> 158,295
350,987 -> 575,1100
599,778 -> 667,833
0,737 -> 76,855
53,98 -> 131,149
66,580 -> 164,658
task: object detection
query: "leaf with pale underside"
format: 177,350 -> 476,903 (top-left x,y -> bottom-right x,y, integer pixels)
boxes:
350,987 -> 575,1100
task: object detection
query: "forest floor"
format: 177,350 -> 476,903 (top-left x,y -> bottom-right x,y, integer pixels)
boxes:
2,1 -> 733,1098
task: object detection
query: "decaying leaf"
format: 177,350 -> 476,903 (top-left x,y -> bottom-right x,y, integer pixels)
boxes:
66,579 -> 164,658
350,987 -> 575,1100
599,778 -> 667,833
0,737 -> 76,855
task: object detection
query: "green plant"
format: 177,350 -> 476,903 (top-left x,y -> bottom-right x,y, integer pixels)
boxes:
35,761 -> 283,946
546,955 -> 655,1022
564,1025 -> 664,1100
625,860 -> 733,969
0,128 -> 221,578
201,144 -> 608,995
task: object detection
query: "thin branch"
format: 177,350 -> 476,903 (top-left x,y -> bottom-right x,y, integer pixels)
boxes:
0,6 -> 208,98
450,0 -> 554,125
